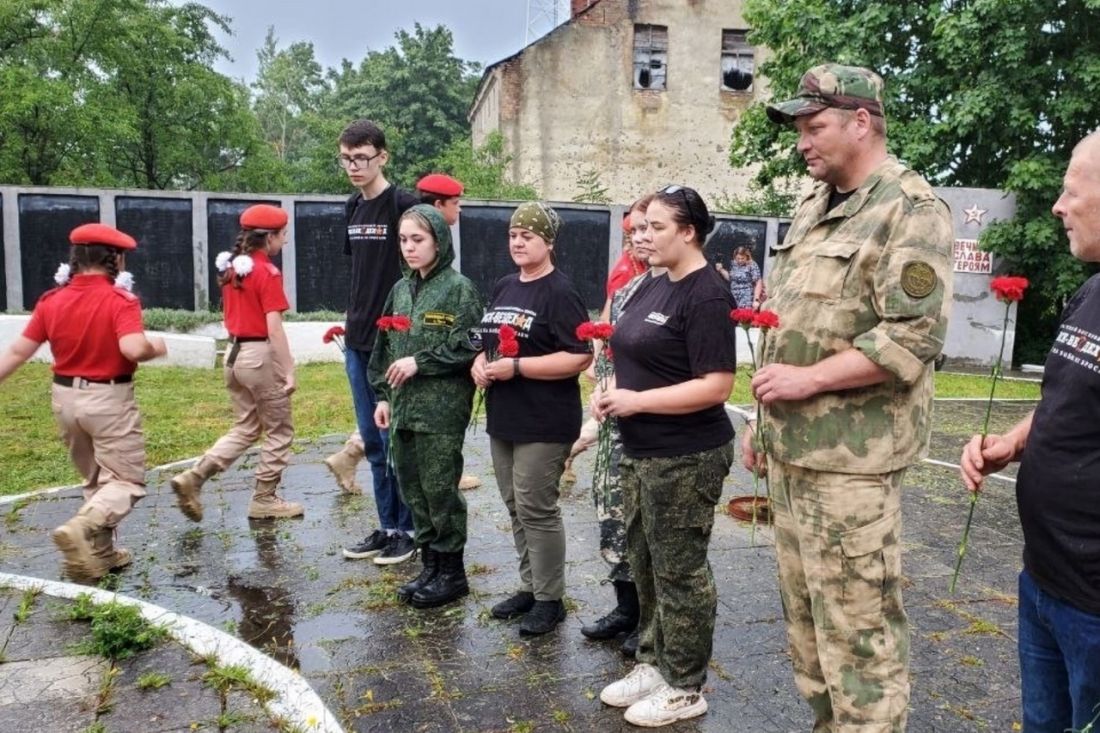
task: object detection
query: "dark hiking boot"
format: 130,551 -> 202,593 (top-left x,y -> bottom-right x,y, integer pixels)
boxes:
491,590 -> 536,620
581,580 -> 639,640
411,551 -> 469,609
519,599 -> 566,636
397,546 -> 439,603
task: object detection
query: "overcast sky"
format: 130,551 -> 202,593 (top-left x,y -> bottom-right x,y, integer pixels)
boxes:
193,0 -> 562,82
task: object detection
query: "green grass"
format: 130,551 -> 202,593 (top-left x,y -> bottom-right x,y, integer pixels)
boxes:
72,599 -> 169,660
140,308 -> 346,333
0,362 -> 1039,496
1,362 -> 356,495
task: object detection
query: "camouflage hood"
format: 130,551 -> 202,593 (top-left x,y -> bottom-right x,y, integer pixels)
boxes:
400,204 -> 454,280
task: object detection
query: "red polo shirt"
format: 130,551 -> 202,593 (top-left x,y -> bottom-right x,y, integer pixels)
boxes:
222,251 -> 289,337
23,274 -> 144,379
606,251 -> 648,298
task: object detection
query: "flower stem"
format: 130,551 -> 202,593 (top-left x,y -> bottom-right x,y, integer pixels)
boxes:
744,327 -> 762,546
950,302 -> 1011,592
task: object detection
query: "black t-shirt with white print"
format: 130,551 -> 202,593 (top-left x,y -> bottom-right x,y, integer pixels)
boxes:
343,185 -> 419,350
610,265 -> 736,458
1017,273 -> 1100,615
476,269 -> 591,444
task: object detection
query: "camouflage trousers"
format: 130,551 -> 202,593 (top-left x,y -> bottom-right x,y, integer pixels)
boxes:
621,441 -> 734,688
390,429 -> 467,553
594,419 -> 631,583
770,460 -> 909,733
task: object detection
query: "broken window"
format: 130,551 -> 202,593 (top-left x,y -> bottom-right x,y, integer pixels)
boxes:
633,24 -> 668,90
721,30 -> 754,92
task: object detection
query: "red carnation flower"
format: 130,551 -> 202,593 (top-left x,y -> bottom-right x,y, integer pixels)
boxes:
499,339 -> 520,357
730,308 -> 756,327
498,324 -> 517,341
593,322 -> 615,340
752,310 -> 780,330
391,315 -> 412,332
990,276 -> 1029,303
322,325 -> 345,344
576,322 -> 597,340
376,316 -> 393,331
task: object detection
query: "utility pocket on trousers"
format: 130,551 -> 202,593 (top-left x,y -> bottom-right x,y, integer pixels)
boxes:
840,510 -> 899,626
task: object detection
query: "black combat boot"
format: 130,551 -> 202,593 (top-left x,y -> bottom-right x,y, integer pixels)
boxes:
411,550 -> 469,609
621,629 -> 639,658
397,546 -> 439,603
581,580 -> 639,640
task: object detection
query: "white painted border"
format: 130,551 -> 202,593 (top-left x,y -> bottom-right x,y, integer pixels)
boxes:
0,572 -> 343,733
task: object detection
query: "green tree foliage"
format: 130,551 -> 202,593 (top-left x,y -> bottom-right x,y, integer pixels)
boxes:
731,0 -> 1100,363
322,23 -> 481,187
0,0 -> 269,190
433,132 -> 538,201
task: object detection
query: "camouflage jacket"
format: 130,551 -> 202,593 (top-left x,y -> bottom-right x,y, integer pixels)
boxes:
760,156 -> 953,473
368,205 -> 483,434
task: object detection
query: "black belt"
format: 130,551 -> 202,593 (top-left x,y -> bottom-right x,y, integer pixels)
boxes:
54,374 -> 133,387
226,336 -> 267,367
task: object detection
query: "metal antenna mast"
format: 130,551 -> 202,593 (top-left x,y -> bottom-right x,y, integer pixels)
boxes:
526,0 -> 568,45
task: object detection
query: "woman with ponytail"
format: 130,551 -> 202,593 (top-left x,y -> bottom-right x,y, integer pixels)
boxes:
170,204 -> 302,521
594,186 -> 737,727
0,223 -> 167,583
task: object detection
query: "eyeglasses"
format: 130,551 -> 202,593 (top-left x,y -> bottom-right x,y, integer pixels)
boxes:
336,151 -> 382,170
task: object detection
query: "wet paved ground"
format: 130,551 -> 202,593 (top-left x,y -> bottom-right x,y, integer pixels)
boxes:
0,401 -> 1033,732
0,587 -> 273,732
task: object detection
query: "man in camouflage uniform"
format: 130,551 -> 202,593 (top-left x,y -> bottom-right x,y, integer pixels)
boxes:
742,64 -> 953,732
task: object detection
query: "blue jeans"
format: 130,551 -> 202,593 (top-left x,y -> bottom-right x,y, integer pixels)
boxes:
345,348 -> 412,533
1018,569 -> 1100,732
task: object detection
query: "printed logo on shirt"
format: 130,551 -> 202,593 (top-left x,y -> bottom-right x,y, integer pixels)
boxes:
347,223 -> 388,241
423,311 -> 455,327
644,311 -> 669,326
1053,323 -> 1100,374
477,306 -> 536,337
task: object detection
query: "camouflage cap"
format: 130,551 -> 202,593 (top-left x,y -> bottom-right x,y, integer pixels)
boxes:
766,64 -> 884,124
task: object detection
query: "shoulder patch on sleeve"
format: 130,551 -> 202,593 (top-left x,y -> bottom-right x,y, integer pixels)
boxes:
901,261 -> 937,298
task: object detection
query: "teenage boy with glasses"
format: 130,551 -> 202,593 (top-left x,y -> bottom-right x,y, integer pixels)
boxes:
329,119 -> 419,566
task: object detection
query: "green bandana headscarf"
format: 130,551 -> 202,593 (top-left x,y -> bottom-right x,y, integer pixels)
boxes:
510,202 -> 562,243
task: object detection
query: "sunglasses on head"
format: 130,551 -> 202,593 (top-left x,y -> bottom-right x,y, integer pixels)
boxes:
659,184 -> 702,225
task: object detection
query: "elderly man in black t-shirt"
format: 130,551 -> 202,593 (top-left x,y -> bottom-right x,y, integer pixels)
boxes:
961,131 -> 1100,733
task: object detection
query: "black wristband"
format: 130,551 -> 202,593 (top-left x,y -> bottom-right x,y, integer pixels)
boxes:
513,357 -> 521,377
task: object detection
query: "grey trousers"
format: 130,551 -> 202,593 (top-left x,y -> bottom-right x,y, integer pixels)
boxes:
490,438 -> 570,601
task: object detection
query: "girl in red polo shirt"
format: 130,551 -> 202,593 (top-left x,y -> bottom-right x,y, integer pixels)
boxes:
170,204 -> 302,521
0,223 -> 167,583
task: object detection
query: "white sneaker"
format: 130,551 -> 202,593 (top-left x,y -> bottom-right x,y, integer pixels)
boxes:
623,684 -> 708,727
599,663 -> 666,708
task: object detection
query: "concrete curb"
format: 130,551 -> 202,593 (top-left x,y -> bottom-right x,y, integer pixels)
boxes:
0,572 -> 344,733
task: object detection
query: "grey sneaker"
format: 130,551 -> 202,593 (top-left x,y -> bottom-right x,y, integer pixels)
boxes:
373,534 -> 416,565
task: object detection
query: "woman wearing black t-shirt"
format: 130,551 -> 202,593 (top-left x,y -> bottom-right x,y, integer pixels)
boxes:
595,186 -> 736,727
471,202 -> 592,636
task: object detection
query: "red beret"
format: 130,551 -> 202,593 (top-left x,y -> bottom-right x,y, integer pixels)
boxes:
416,173 -> 464,197
69,223 -> 137,250
622,213 -> 632,233
239,204 -> 288,231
